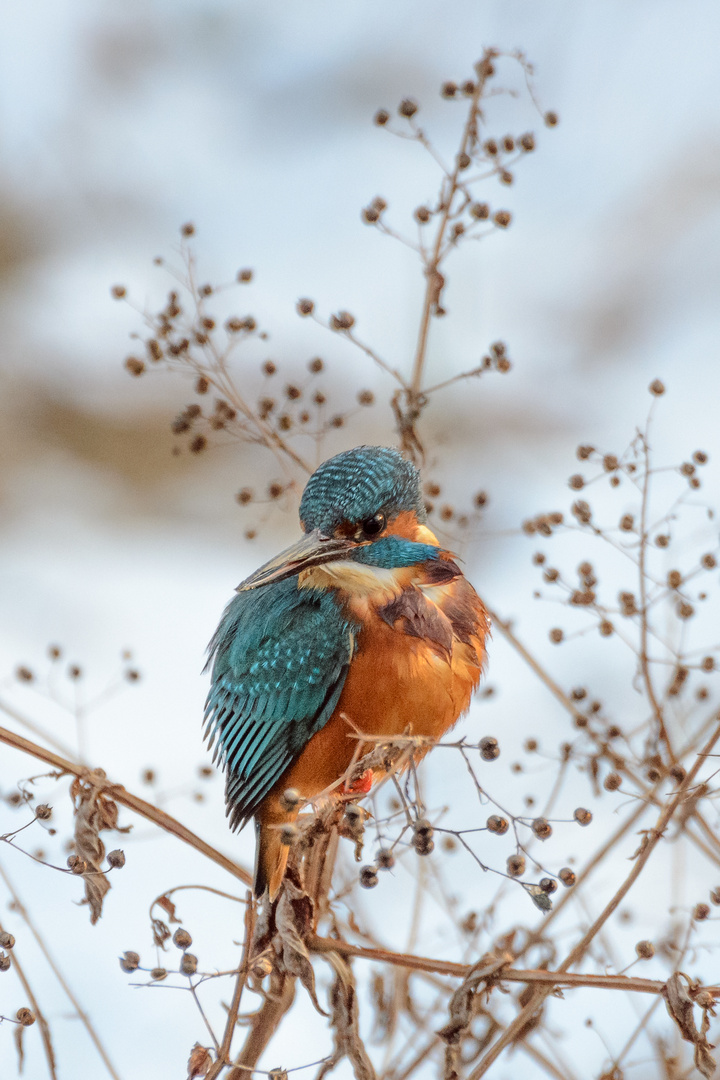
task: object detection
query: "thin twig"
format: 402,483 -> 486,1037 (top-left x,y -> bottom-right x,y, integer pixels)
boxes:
0,861 -> 122,1080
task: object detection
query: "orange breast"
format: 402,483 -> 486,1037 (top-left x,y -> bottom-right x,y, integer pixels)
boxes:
277,574 -> 488,800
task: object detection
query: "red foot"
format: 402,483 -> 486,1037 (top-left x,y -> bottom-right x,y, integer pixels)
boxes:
343,769 -> 373,795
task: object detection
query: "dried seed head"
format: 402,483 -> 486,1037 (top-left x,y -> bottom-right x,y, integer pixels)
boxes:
549,628 -> 563,644
441,81 -> 458,98
470,202 -> 490,220
599,620 -> 614,637
308,356 -> 323,373
701,553 -> 717,569
180,222 -> 195,237
487,815 -> 509,835
16,1008 -> 35,1026
296,298 -> 314,316
520,132 -> 536,152
67,854 -> 87,874
539,877 -> 557,894
507,854 -> 525,877
574,807 -> 592,826
330,311 -> 355,331
236,488 -> 253,505
620,514 -> 634,531
532,818 -> 552,840
693,450 -> 708,464
635,940 -> 654,960
667,570 -> 682,588
107,849 -> 125,869
649,378 -> 665,396
544,111 -> 559,127
677,601 -> 694,619
525,738 -> 538,752
189,435 -> 207,454
710,887 -> 720,906
252,955 -> 273,978
150,967 -> 168,981
479,736 -> 500,761
559,867 -> 576,887
120,951 -> 140,972
279,788 -> 301,811
377,848 -> 395,870
173,928 -> 193,950
195,376 -> 210,394
262,360 -> 277,376
701,656 -> 715,671
360,865 -> 379,888
493,210 -> 511,228
655,534 -> 670,548
603,772 -> 622,792
180,953 -> 198,975
279,824 -> 298,847
362,206 -> 380,224
694,903 -> 711,921
569,474 -> 585,490
125,356 -> 145,377
461,79 -> 476,95
398,98 -> 418,118
457,152 -> 471,170
111,284 -> 127,299
0,952 -> 10,972
0,932 -> 15,950
357,390 -> 375,406
237,268 -> 253,283
669,765 -> 687,783
34,804 -> 52,820
500,170 -> 513,185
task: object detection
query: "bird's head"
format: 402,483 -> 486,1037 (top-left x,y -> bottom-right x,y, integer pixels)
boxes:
236,446 -> 441,592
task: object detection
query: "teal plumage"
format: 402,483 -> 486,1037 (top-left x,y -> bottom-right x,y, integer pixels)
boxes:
204,576 -> 359,830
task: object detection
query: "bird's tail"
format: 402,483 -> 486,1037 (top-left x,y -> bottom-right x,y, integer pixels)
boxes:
254,802 -> 296,900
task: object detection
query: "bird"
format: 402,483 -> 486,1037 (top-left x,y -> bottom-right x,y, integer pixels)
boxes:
204,445 -> 489,899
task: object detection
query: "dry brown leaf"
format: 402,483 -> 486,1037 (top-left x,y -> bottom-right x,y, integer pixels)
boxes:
662,972 -> 717,1079
156,894 -> 180,923
187,1042 -> 213,1078
274,880 -> 327,1017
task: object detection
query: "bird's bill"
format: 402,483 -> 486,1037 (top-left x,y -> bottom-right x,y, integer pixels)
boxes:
236,529 -> 357,592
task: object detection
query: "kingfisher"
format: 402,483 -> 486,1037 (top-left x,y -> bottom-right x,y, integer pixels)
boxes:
205,446 -> 489,899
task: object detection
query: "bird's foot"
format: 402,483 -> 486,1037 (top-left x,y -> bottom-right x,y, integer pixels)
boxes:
343,768 -> 373,795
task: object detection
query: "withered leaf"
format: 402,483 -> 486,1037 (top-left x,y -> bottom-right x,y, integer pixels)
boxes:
156,895 -> 181,923
273,881 -> 327,1017
663,972 -> 717,1079
187,1042 -> 213,1078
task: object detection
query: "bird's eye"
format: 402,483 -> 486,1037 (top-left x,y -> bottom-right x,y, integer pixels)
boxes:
361,512 -> 386,538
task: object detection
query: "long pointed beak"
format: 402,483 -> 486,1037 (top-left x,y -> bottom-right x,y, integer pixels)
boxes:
236,529 -> 357,592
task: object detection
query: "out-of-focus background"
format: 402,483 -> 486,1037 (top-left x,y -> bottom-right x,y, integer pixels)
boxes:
1,3 -> 720,1078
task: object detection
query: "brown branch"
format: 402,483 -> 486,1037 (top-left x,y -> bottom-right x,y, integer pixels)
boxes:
308,936 -> 715,998
207,895 -> 255,1079
0,724 -> 252,887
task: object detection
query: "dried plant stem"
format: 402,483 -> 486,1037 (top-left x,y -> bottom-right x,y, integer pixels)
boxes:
0,861 -> 121,1080
0,923 -> 57,1079
234,971 -> 296,1071
206,895 -> 255,1079
0,725 -> 252,887
308,936 -> 713,997
465,717 -> 720,1078
409,51 -> 495,400
637,434 -> 675,762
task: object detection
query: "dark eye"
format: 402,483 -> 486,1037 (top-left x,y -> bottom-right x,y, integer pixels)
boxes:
361,512 -> 386,538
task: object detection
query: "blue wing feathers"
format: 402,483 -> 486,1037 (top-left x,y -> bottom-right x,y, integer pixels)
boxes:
205,577 -> 357,828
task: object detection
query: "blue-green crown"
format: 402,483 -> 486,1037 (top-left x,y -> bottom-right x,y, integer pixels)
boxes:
299,445 -> 426,533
